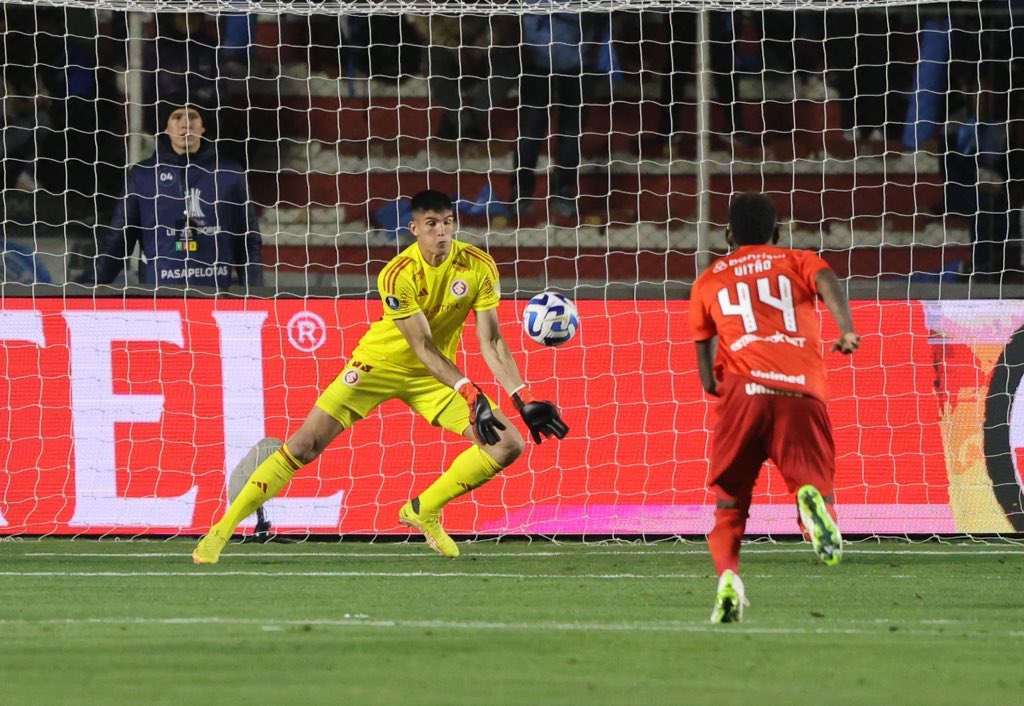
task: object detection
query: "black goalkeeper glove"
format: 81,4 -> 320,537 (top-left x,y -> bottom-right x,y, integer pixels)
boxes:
512,388 -> 569,444
459,382 -> 505,445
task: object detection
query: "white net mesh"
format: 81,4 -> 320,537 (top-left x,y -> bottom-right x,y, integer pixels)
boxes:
0,0 -> 1022,537
0,2 -> 961,14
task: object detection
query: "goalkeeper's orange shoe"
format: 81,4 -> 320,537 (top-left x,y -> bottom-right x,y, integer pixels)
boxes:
399,498 -> 460,558
192,527 -> 229,565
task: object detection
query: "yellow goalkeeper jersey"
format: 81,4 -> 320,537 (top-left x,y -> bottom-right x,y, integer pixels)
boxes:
350,240 -> 501,372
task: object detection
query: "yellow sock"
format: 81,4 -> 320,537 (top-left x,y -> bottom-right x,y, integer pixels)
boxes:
212,446 -> 303,536
416,445 -> 503,515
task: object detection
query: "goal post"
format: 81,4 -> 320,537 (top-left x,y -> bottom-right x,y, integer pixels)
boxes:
0,0 -> 1022,538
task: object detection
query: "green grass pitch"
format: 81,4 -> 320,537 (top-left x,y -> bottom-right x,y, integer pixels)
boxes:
1,538 -> 1021,706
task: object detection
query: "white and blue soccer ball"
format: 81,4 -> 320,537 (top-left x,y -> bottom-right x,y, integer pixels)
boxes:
522,292 -> 579,347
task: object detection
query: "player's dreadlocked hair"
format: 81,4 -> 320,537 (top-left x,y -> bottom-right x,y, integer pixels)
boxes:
729,193 -> 779,246
410,189 -> 454,215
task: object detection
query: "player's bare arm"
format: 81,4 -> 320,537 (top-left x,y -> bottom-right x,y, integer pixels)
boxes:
474,308 -> 526,394
694,338 -> 719,397
475,308 -> 569,444
815,268 -> 861,355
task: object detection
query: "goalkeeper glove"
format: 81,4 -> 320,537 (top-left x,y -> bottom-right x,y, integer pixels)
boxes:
458,381 -> 505,445
511,388 -> 569,444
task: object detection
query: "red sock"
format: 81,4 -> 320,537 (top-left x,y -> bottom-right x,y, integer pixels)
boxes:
708,506 -> 748,576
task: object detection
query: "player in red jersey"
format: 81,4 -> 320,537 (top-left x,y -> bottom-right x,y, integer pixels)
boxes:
689,193 -> 860,623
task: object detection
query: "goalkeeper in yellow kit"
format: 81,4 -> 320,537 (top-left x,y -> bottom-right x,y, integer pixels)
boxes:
193,190 -> 569,562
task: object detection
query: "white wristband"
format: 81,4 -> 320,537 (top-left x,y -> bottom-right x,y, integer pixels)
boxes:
453,377 -> 471,393
509,384 -> 527,396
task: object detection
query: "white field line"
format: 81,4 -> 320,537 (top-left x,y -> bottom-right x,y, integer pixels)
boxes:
18,547 -> 1024,559
0,570 -> 708,579
2,570 -> 1013,582
0,615 -> 1017,639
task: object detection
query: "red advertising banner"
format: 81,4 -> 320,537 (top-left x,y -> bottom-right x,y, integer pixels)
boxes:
1,298 -> 1021,536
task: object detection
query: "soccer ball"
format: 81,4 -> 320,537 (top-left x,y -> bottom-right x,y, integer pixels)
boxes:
522,292 -> 579,347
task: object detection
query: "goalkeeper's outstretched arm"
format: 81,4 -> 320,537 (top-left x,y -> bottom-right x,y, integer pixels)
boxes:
475,309 -> 569,444
474,308 -> 525,395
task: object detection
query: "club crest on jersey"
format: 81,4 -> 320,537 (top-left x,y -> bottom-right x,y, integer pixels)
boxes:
450,279 -> 469,298
385,295 -> 401,310
343,369 -> 360,386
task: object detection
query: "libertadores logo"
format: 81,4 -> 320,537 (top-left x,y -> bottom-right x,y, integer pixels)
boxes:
984,323 -> 1024,531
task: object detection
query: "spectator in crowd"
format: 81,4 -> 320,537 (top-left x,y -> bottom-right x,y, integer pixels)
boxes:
756,9 -> 828,98
643,8 -> 844,158
901,2 -> 991,156
304,12 -> 348,78
347,13 -> 422,83
0,80 -> 52,193
940,1 -> 1024,280
642,10 -> 752,156
897,2 -> 1022,269
34,8 -> 126,218
511,4 -> 609,222
741,8 -> 837,157
144,13 -> 221,125
220,2 -> 257,79
144,11 -> 257,167
0,7 -> 58,193
1,6 -> 126,235
408,14 -> 520,148
79,100 -> 263,291
819,6 -> 913,153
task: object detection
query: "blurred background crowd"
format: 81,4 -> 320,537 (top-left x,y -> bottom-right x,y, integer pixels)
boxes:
0,1 -> 1021,287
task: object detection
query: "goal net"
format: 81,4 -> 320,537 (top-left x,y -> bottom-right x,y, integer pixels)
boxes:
0,0 -> 1022,538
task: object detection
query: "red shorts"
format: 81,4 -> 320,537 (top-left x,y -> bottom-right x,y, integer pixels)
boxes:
709,375 -> 836,503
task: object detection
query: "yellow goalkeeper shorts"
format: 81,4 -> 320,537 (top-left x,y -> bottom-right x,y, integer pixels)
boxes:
314,360 -> 494,435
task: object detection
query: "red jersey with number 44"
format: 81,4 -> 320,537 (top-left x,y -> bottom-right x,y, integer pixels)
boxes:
689,244 -> 833,401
